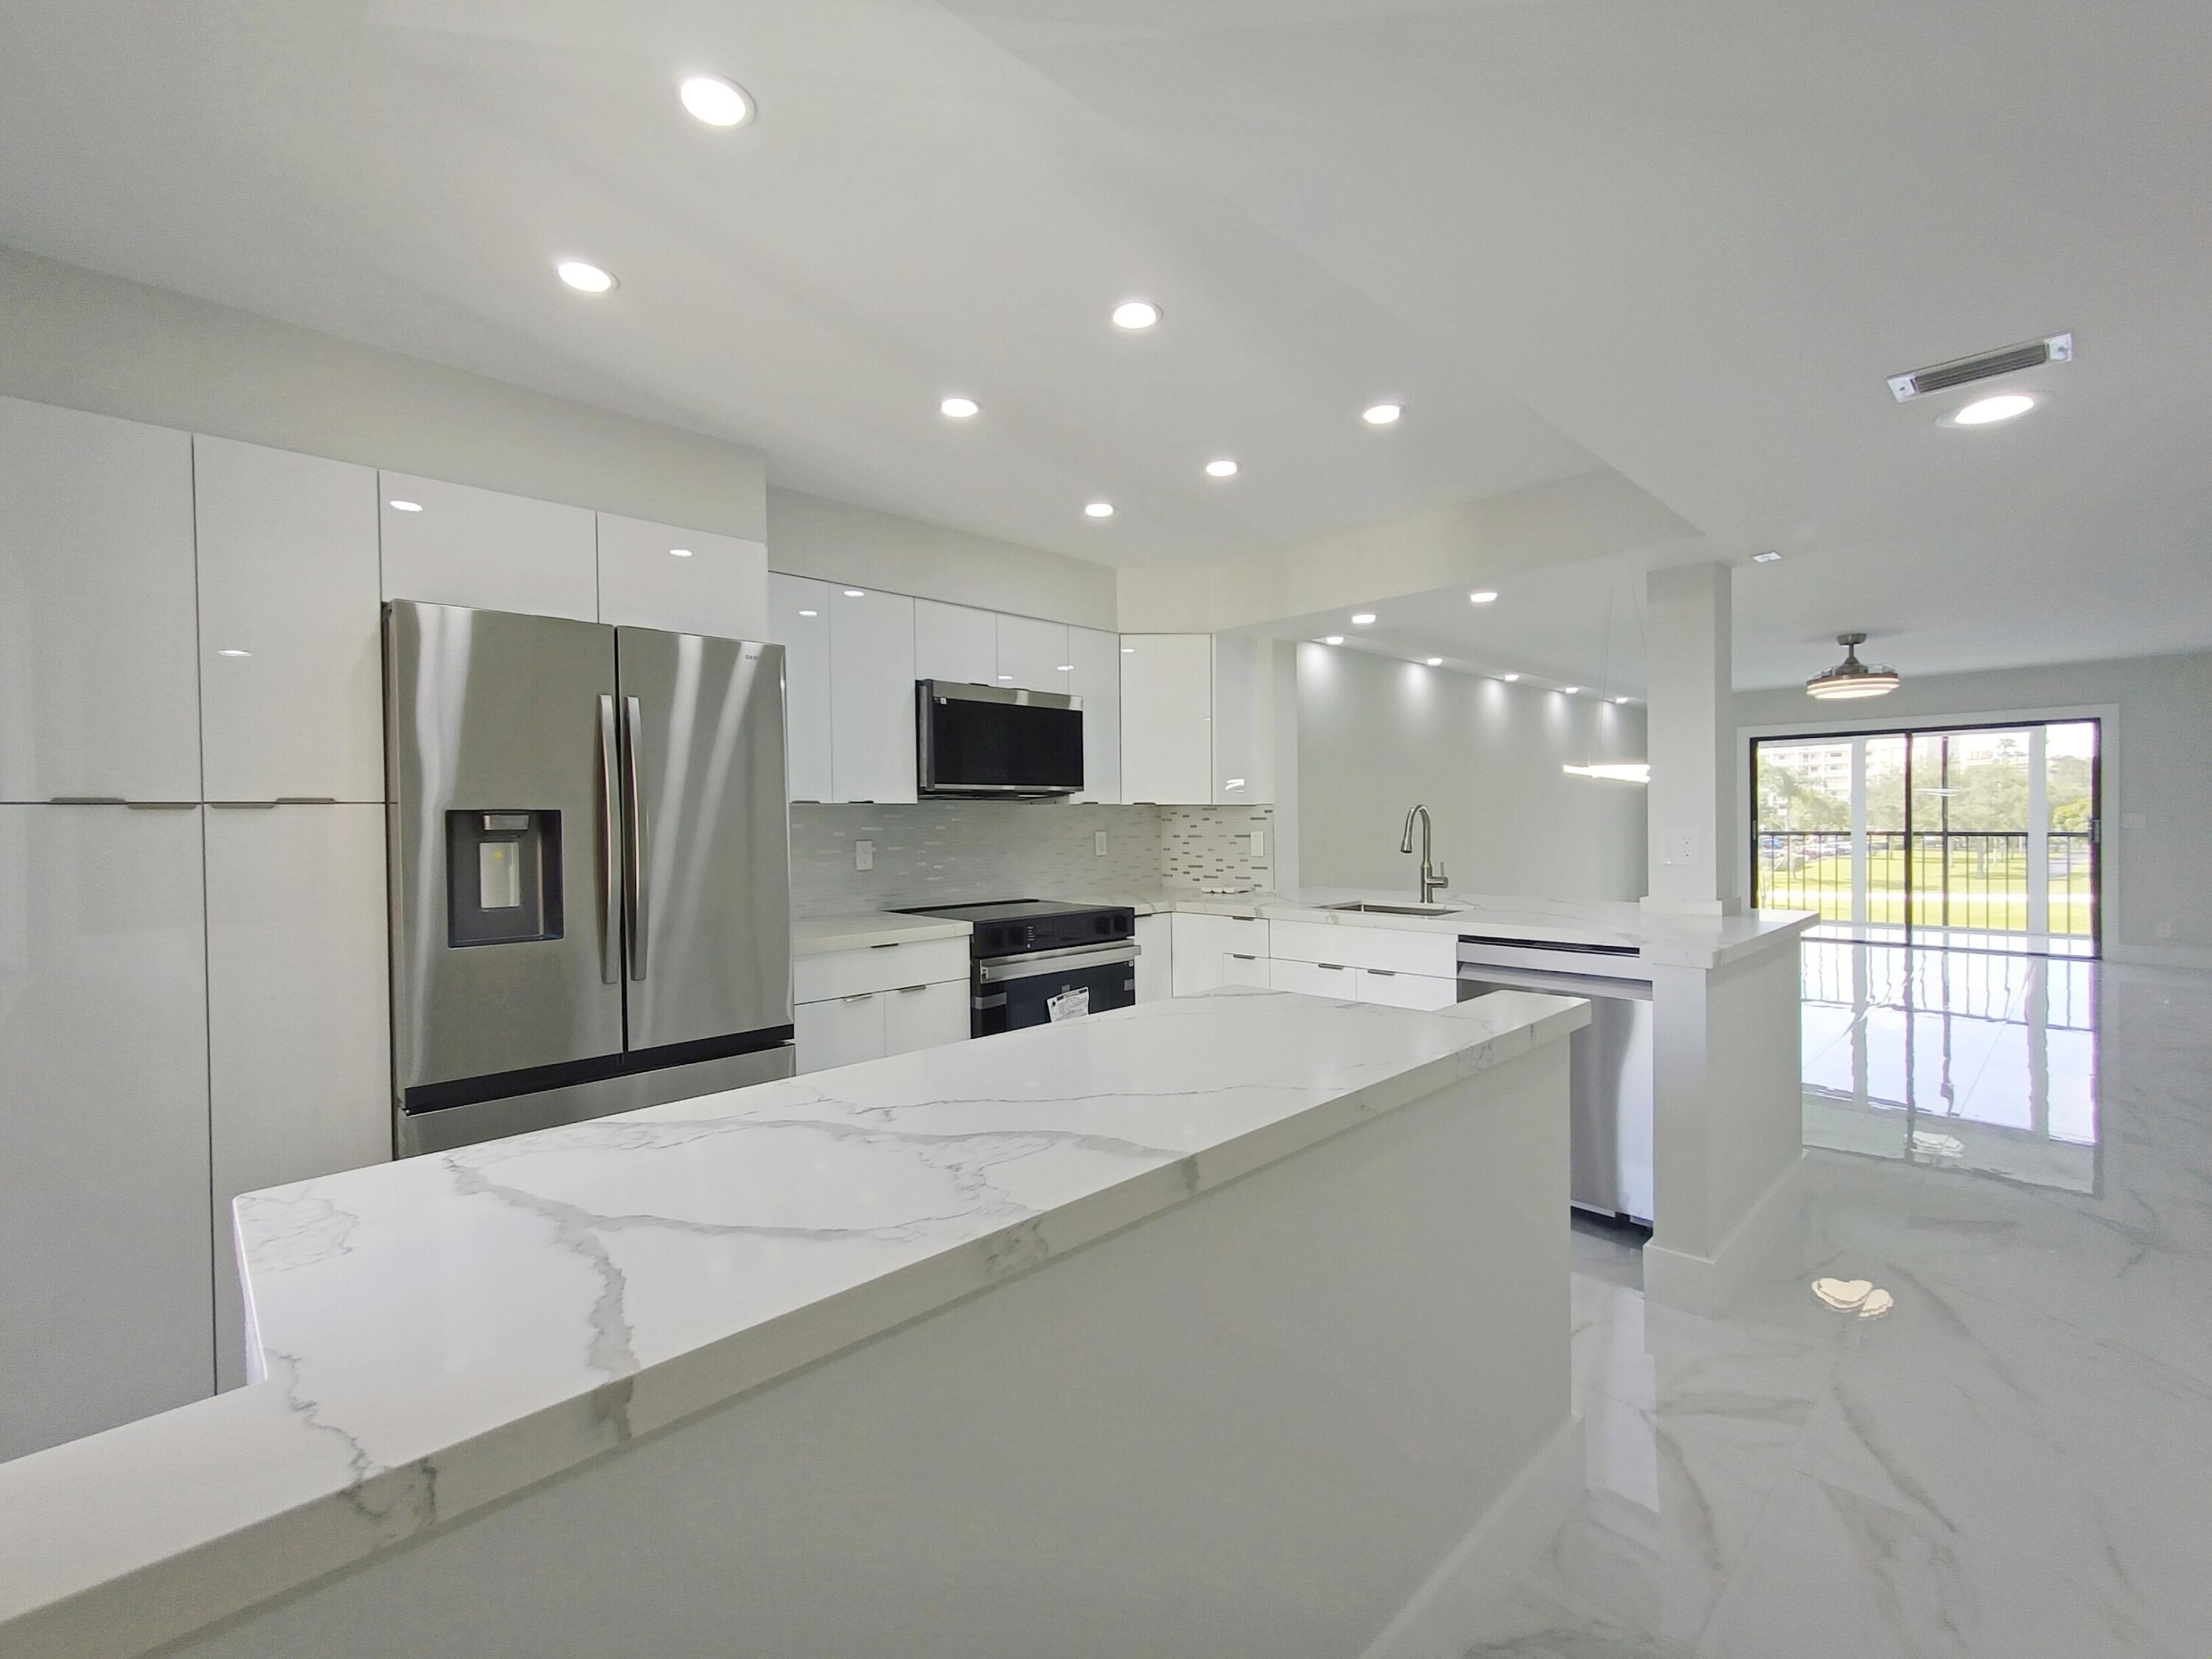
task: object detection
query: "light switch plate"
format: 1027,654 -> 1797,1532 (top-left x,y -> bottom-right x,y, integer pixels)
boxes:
1094,830 -> 1107,857
854,838 -> 874,872
1249,831 -> 1266,858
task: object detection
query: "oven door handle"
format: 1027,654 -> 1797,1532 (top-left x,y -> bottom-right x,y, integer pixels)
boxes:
978,942 -> 1139,984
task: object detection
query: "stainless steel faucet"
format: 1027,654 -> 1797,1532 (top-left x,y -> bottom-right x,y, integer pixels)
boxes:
1399,804 -> 1449,902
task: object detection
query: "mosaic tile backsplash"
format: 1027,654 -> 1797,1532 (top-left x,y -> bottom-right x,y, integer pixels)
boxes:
790,802 -> 1276,916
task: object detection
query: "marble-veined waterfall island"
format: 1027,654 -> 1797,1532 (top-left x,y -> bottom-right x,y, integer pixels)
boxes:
0,987 -> 1590,1659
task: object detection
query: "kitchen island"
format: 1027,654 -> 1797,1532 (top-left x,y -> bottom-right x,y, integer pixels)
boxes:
1,987 -> 1589,1659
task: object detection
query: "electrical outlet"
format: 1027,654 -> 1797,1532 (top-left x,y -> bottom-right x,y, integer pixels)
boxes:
1249,830 -> 1266,858
1094,830 -> 1107,858
1663,829 -> 1698,866
854,838 -> 874,872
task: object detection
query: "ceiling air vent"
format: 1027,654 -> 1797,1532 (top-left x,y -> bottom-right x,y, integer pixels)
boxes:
1888,332 -> 2071,403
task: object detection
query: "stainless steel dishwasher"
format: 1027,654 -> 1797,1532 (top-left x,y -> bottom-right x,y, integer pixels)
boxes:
1457,936 -> 1654,1225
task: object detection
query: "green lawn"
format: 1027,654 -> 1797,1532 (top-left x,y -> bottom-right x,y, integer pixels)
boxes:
1758,849 -> 2094,935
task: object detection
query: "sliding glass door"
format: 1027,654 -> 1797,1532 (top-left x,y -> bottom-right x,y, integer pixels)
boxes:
1753,720 -> 2099,956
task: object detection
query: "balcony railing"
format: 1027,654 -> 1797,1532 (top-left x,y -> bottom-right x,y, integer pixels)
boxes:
1753,830 -> 2094,937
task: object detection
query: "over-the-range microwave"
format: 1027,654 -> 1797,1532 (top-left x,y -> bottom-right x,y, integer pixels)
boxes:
915,678 -> 1085,798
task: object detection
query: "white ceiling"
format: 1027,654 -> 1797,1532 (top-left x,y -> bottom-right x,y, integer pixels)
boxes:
3,0 -> 2209,684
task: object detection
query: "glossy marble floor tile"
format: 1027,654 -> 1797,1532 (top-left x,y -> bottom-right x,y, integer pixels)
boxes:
1449,950 -> 2212,1659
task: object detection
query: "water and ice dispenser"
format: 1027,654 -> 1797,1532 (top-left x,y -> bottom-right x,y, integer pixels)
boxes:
445,810 -> 563,946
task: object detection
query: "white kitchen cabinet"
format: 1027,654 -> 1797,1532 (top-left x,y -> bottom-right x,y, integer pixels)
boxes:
378,472 -> 598,621
829,586 -> 917,803
1354,968 -> 1461,1010
193,437 -> 383,804
1210,633 -> 1276,805
1133,914 -> 1172,1002
1066,626 -> 1122,804
204,804 -> 392,1391
914,599 -> 998,685
1221,949 -> 1271,988
996,614 -> 1071,693
1169,912 -> 1270,996
1268,956 -> 1358,1000
0,397 -> 200,803
0,804 -> 213,1458
795,992 -> 888,1074
1119,634 -> 1214,805
768,575 -> 833,802
597,513 -> 768,639
883,978 -> 969,1057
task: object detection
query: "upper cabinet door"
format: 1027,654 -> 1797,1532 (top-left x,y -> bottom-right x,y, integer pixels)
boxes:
767,575 -> 832,803
996,614 -> 1071,694
194,437 -> 382,804
378,473 -> 597,621
1210,634 -> 1275,805
1119,633 -> 1214,804
597,513 -> 768,639
1066,626 -> 1122,804
913,599 -> 997,685
0,398 -> 199,802
828,586 -> 917,803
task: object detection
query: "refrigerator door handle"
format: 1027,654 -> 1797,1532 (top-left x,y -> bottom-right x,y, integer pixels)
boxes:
597,694 -> 623,984
622,693 -> 650,981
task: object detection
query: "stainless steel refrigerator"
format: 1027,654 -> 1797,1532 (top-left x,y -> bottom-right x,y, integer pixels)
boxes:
385,600 -> 794,1155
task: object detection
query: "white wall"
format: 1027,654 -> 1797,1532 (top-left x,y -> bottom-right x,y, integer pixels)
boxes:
768,487 -> 1116,629
1735,650 -> 2212,967
0,245 -> 769,540
1296,643 -> 1648,902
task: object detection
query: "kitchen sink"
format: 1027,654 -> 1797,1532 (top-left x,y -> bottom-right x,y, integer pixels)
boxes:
1318,900 -> 1465,917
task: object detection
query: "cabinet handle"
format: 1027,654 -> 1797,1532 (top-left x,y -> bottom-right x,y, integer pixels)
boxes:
870,942 -> 902,949
48,796 -> 125,804
1368,969 -> 1398,978
1230,953 -> 1258,961
274,796 -> 339,805
1318,962 -> 1346,971
897,984 -> 929,994
844,992 -> 876,1004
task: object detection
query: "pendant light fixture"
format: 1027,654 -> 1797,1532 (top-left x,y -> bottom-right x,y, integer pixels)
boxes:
1806,633 -> 1901,700
1564,583 -> 1651,784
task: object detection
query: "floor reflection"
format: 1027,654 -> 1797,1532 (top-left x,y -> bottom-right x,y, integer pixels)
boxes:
1799,941 -> 2100,1192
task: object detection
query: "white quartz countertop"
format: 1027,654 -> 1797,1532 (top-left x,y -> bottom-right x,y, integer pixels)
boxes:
0,987 -> 1587,1659
810,887 -> 1818,970
792,910 -> 972,954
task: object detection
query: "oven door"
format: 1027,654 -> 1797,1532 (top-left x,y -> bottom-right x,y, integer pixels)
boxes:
975,942 -> 1138,1037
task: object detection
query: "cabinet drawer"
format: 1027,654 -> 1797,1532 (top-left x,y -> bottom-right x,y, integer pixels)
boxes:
1220,950 -> 1270,989
883,978 -> 969,1057
794,994 -> 885,1074
1267,918 -> 1456,977
1269,957 -> 1357,1001
794,936 -> 970,1004
1356,968 -> 1462,1011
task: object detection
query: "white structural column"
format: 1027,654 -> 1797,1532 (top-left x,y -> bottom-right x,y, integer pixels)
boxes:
1642,563 -> 1739,915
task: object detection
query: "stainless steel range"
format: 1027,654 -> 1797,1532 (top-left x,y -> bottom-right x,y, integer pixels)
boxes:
894,900 -> 1138,1036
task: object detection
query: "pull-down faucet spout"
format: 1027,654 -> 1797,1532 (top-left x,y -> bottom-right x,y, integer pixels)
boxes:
1399,805 -> 1448,903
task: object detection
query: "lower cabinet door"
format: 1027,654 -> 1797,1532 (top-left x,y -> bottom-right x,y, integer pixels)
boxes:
1357,968 -> 1462,1010
0,804 -> 214,1459
1133,916 -> 1172,1002
1269,957 -> 1357,1000
205,804 -> 392,1391
883,979 -> 969,1056
1220,950 -> 1271,989
795,992 -> 888,1074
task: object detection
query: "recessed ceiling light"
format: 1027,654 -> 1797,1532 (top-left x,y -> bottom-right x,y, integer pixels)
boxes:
1350,612 -> 1377,625
388,498 -> 422,512
843,588 -> 865,597
1950,393 -> 2036,426
1362,403 -> 1402,425
940,396 -> 979,419
1562,686 -> 1581,695
1121,645 -> 1135,653
1426,657 -> 1444,667
1614,696 -> 1631,704
1468,589 -> 1498,604
1204,458 -> 1239,479
1324,635 -> 1345,645
216,648 -> 251,658
677,73 -> 754,128
1751,549 -> 1782,564
1500,672 -> 1520,682
1056,664 -> 1074,672
669,547 -> 693,558
1085,501 -> 1115,518
1110,299 -> 1160,330
798,608 -> 818,617
998,674 -> 1014,681
555,259 -> 617,293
